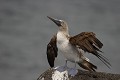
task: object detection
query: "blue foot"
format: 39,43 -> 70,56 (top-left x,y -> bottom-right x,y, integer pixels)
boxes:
68,68 -> 78,76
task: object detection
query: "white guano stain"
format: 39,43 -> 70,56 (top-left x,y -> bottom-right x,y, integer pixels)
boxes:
52,66 -> 78,80
41,77 -> 44,80
52,69 -> 69,80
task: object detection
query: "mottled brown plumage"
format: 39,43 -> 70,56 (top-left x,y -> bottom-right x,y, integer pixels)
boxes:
78,60 -> 97,71
47,35 -> 57,67
70,32 -> 103,50
70,32 -> 111,68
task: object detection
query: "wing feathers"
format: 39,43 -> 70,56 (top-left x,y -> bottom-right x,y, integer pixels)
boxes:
78,60 -> 97,71
47,35 -> 58,67
70,32 -> 103,53
70,32 -> 111,68
95,53 -> 111,68
89,36 -> 103,48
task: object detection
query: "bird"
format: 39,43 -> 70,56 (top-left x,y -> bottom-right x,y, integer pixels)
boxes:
46,16 -> 111,71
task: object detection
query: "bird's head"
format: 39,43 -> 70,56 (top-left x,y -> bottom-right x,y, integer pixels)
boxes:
47,16 -> 68,32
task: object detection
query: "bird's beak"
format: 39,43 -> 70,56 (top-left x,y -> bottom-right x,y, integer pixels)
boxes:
47,16 -> 61,26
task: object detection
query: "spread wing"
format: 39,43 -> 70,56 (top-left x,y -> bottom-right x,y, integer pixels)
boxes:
69,32 -> 111,68
47,35 -> 58,67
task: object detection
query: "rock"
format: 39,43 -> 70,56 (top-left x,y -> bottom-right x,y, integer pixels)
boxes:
37,67 -> 120,80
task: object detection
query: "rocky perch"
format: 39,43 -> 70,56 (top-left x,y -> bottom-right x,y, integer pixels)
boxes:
37,67 -> 120,80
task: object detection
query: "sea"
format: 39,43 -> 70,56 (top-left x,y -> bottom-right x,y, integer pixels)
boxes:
0,0 -> 120,80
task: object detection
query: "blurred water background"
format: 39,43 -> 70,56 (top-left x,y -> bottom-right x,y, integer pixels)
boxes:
0,0 -> 120,80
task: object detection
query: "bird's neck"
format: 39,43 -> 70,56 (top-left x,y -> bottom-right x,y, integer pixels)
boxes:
57,31 -> 69,45
57,29 -> 69,44
58,29 -> 69,37
58,25 -> 69,36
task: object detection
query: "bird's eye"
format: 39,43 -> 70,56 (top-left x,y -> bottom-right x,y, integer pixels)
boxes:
59,20 -> 63,22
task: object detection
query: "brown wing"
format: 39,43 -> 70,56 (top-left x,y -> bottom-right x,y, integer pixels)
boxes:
70,32 -> 111,68
47,35 -> 58,67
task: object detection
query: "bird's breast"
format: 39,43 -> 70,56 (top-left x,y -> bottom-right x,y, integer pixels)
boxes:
57,40 -> 81,62
56,32 -> 81,62
57,38 -> 69,52
57,31 -> 69,50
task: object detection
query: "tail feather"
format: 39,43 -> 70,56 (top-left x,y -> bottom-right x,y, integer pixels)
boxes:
93,52 -> 111,69
78,60 -> 97,72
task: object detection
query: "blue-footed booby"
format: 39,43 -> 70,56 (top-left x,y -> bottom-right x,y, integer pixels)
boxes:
47,16 -> 111,71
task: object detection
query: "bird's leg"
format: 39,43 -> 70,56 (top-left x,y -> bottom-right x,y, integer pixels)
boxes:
65,60 -> 68,67
56,59 -> 68,71
74,61 -> 77,69
68,61 -> 78,76
63,59 -> 68,69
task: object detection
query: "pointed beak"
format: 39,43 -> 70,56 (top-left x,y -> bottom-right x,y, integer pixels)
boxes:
47,16 -> 61,26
